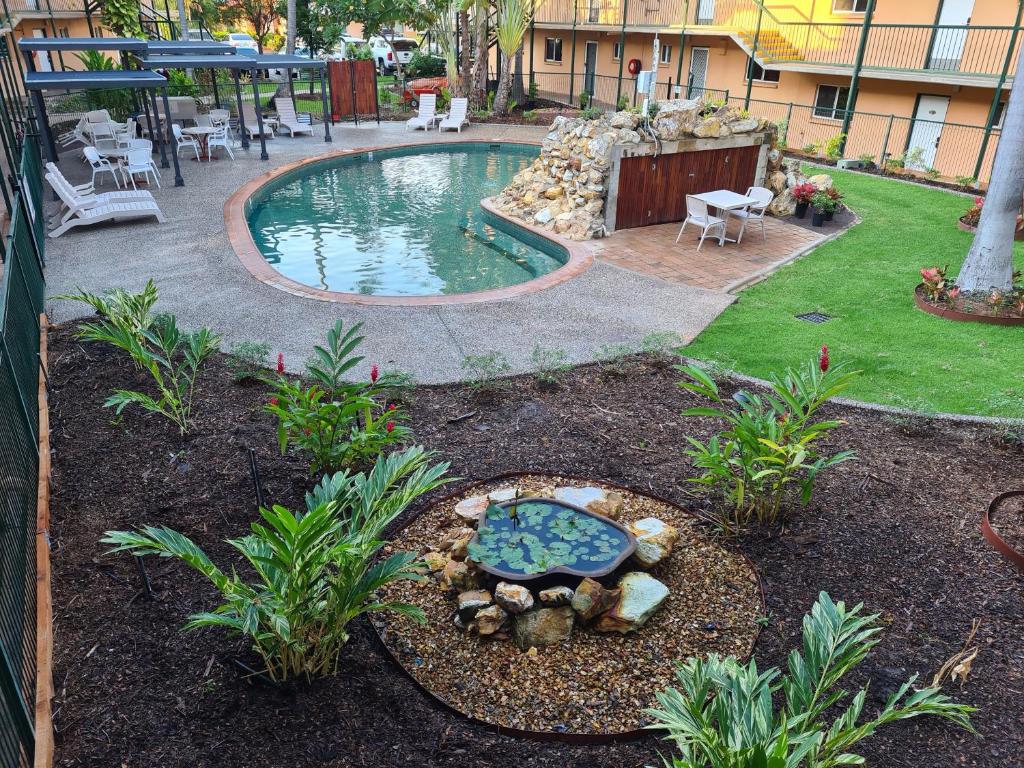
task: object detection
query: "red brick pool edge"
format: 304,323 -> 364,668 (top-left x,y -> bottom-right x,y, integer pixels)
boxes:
223,140 -> 595,307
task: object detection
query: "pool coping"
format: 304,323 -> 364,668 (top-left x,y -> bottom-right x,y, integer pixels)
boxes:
223,139 -> 595,307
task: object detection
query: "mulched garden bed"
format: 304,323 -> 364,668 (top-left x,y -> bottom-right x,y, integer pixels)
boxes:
374,475 -> 761,735
47,324 -> 1024,767
782,205 -> 857,235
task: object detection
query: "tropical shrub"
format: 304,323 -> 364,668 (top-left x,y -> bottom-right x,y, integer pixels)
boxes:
405,50 -> 446,78
347,42 -> 373,60
647,592 -> 975,768
824,133 -> 846,161
530,344 -> 570,385
226,340 -> 271,383
102,447 -> 450,682
266,320 -> 410,474
461,351 -> 512,393
919,265 -> 949,302
677,347 -> 858,533
56,279 -> 159,346
166,69 -> 200,98
579,92 -> 590,109
791,182 -> 817,204
74,51 -> 133,120
955,175 -> 977,190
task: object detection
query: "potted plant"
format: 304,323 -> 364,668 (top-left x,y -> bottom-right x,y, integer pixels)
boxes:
810,190 -> 836,227
824,186 -> 843,220
791,182 -> 816,219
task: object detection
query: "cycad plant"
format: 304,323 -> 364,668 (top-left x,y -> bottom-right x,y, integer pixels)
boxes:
647,593 -> 975,768
102,446 -> 450,682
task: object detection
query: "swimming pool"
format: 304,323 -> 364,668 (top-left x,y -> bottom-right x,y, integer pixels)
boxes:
244,143 -> 569,298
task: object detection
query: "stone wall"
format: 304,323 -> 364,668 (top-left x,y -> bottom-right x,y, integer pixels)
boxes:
491,100 -> 779,241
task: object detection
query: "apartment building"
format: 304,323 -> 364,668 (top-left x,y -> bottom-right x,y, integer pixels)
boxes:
526,0 -> 1022,181
2,0 -> 97,72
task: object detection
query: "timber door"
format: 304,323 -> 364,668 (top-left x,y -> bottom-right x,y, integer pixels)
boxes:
614,145 -> 761,230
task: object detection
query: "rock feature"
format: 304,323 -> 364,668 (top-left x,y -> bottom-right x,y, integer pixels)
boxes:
440,526 -> 475,554
629,517 -> 680,568
474,604 -> 509,636
595,572 -> 670,634
457,590 -> 493,623
571,577 -> 620,622
538,586 -> 575,606
807,173 -> 834,190
422,551 -> 447,573
495,582 -> 535,614
488,487 -> 519,503
440,558 -> 480,592
512,606 -> 575,650
454,496 -> 488,524
553,486 -> 625,520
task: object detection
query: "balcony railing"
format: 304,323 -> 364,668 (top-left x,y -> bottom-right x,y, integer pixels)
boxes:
2,0 -> 87,15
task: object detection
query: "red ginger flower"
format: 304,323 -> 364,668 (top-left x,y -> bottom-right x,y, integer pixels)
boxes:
370,364 -> 379,383
819,345 -> 830,373
388,403 -> 397,411
269,396 -> 279,407
386,421 -> 395,433
277,352 -> 285,374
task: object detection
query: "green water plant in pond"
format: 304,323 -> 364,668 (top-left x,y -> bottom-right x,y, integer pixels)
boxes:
467,498 -> 634,579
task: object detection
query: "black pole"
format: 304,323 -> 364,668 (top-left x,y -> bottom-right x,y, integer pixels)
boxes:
159,87 -> 184,185
349,59 -> 358,127
233,68 -> 249,149
210,67 -> 220,108
319,67 -> 331,141
249,69 -> 269,160
150,89 -> 170,169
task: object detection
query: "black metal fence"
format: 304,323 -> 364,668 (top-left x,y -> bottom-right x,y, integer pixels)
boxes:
0,134 -> 45,768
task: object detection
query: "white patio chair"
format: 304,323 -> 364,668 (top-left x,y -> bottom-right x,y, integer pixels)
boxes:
88,121 -> 120,154
119,147 -> 161,189
172,123 -> 201,162
676,195 -> 726,250
438,98 -> 470,133
45,174 -> 164,238
196,114 -> 213,127
83,146 -> 121,188
46,161 -> 96,196
113,117 -> 137,150
45,171 -> 154,226
208,122 -> 234,160
273,97 -> 314,137
85,109 -> 111,124
406,93 -> 436,132
210,108 -> 231,126
240,102 -> 277,140
727,186 -> 774,243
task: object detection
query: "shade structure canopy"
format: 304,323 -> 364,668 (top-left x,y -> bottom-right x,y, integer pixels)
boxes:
138,54 -> 259,70
145,40 -> 237,56
248,53 -> 328,70
17,36 -> 147,53
23,69 -> 170,91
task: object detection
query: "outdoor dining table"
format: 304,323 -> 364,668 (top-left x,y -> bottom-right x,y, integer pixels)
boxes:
692,189 -> 760,245
182,125 -> 217,161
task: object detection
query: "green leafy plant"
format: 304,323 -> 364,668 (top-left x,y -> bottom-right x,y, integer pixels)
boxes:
647,592 -> 975,768
100,0 -> 143,37
530,344 -> 570,385
641,330 -> 685,359
102,447 -> 450,682
405,50 -> 446,78
810,190 -> 837,215
616,94 -> 630,111
522,109 -> 538,121
597,342 -> 635,375
74,50 -> 134,120
774,118 -> 789,148
803,141 -> 822,156
461,351 -> 512,393
883,152 -> 905,171
166,69 -> 200,98
226,340 -> 271,383
579,91 -> 590,109
676,347 -> 859,534
925,166 -> 941,180
267,320 -> 410,475
857,153 -> 876,166
528,79 -> 539,104
699,98 -> 725,118
955,175 -> 977,190
581,107 -> 603,120
824,133 -> 846,161
55,279 -> 159,348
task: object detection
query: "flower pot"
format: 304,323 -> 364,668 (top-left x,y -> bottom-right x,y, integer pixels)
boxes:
794,201 -> 809,219
811,210 -> 825,227
824,209 -> 834,222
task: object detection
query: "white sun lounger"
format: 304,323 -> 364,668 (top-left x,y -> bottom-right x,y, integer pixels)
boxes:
406,93 -> 436,132
438,98 -> 470,133
46,174 -> 164,238
241,103 -> 277,140
273,97 -> 314,137
46,167 -> 154,219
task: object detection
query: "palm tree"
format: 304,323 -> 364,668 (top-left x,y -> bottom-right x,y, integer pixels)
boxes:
957,43 -> 1024,293
286,0 -> 296,53
463,0 -> 490,106
492,0 -> 535,114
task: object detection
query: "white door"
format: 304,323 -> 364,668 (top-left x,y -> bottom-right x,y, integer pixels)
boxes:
32,29 -> 51,72
696,0 -> 716,24
929,0 -> 975,70
688,47 -> 709,98
906,94 -> 949,170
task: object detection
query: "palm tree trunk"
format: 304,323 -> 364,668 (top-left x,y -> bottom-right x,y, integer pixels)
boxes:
493,51 -> 513,114
458,9 -> 471,97
471,6 -> 488,106
958,44 -> 1024,293
286,0 -> 296,53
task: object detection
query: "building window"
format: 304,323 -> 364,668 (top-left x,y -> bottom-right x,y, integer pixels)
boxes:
832,0 -> 869,12
660,44 -> 671,64
992,101 -> 1006,128
813,84 -> 851,119
613,41 -> 623,60
545,37 -> 562,63
746,57 -> 780,83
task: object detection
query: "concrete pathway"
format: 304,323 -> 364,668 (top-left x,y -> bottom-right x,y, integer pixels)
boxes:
44,121 -> 735,383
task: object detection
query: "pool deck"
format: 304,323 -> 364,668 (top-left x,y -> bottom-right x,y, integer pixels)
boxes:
43,121 -> 816,384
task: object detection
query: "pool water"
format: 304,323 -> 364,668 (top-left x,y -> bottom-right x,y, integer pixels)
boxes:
246,143 -> 567,297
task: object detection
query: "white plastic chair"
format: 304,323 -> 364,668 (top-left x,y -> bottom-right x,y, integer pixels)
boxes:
45,173 -> 164,238
676,195 -> 726,250
120,147 -> 161,189
88,121 -> 119,153
172,123 -> 201,162
438,98 -> 470,133
83,146 -> 121,188
196,114 -> 213,127
208,122 -> 234,160
273,97 -> 314,137
45,170 -> 154,226
406,93 -> 436,132
727,186 -> 774,243
210,108 -> 231,126
241,103 -> 277,139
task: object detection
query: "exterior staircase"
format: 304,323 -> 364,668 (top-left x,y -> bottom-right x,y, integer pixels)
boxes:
735,28 -> 804,64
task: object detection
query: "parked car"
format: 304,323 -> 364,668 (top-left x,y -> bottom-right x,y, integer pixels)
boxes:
267,47 -> 311,81
225,32 -> 258,49
327,35 -> 366,61
367,35 -> 418,74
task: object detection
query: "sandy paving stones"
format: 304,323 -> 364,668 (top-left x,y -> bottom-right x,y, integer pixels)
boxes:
512,606 -> 575,650
629,517 -> 680,568
594,572 -> 670,634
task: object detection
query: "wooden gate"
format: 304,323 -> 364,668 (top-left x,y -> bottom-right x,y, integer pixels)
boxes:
328,59 -> 379,121
613,145 -> 762,230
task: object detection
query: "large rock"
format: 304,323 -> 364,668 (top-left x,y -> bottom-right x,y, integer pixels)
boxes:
422,551 -> 447,573
538,585 -> 575,606
457,590 -> 493,623
440,526 -> 475,552
807,173 -> 833,190
474,604 -> 509,636
454,496 -> 488,524
495,582 -> 535,614
651,99 -> 700,140
512,606 -> 575,650
553,486 -> 624,520
768,170 -> 788,195
571,577 -> 620,621
488,487 -> 518,503
594,572 -> 669,633
767,188 -> 796,218
730,116 -> 759,134
629,517 -> 680,568
692,117 -> 722,138
440,559 -> 481,592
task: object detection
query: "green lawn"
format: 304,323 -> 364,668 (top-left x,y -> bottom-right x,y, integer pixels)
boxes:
686,168 -> 1024,418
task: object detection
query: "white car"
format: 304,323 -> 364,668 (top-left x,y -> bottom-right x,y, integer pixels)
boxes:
326,35 -> 366,61
225,32 -> 257,49
367,36 -> 418,74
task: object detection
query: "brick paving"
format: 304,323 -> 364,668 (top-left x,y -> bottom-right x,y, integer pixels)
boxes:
592,216 -> 827,292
